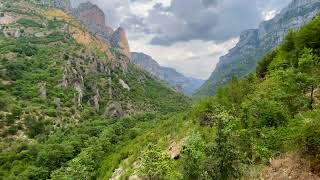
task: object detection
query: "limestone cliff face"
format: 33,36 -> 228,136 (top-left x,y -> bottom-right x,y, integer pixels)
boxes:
111,27 -> 131,59
72,2 -> 131,59
72,2 -> 106,31
195,0 -> 320,98
132,52 -> 204,95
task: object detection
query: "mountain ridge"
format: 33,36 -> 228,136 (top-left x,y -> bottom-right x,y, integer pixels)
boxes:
132,52 -> 204,95
194,0 -> 320,98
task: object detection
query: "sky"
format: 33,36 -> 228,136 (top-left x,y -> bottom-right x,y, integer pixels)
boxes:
71,0 -> 292,79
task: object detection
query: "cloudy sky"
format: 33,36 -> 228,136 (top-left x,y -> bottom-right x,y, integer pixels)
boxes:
71,0 -> 292,79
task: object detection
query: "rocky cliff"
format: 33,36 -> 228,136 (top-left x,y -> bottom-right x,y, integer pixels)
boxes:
111,27 -> 131,59
194,0 -> 320,98
132,52 -> 204,95
71,2 -> 131,59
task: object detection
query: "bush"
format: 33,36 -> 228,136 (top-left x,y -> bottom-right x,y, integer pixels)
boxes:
13,43 -> 38,56
243,98 -> 289,128
25,115 -> 46,138
303,119 -> 320,157
256,50 -> 277,78
17,18 -> 43,28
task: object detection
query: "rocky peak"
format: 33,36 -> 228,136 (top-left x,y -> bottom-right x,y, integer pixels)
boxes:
195,0 -> 319,97
72,2 -> 106,31
258,0 -> 319,49
71,2 -> 131,59
111,27 -> 131,59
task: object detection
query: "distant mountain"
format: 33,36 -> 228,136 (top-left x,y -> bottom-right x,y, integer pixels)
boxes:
194,0 -> 320,98
132,52 -> 204,95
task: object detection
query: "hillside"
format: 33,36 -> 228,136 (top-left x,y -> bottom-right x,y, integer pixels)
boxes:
194,0 -> 320,98
119,15 -> 320,180
0,0 -> 189,179
1,0 -> 320,180
132,52 -> 204,95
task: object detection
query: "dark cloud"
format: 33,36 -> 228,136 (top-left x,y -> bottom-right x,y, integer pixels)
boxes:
126,0 -> 292,45
72,0 -> 292,45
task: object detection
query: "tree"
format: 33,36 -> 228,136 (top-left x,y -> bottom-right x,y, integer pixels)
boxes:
256,50 -> 277,78
37,144 -> 73,173
181,133 -> 206,179
205,111 -> 243,180
298,48 -> 320,109
139,144 -> 181,179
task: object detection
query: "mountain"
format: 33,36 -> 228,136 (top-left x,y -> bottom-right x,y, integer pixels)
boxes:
0,1 -> 190,179
194,0 -> 320,98
0,0 -> 189,136
132,52 -> 204,95
71,1 -> 131,59
71,1 -> 202,95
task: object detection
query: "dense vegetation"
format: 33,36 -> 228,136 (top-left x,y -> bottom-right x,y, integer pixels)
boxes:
0,1 -> 189,179
0,0 -> 319,179
133,15 -> 320,179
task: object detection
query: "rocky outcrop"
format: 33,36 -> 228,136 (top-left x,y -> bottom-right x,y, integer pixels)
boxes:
195,0 -> 320,97
72,2 -> 106,33
119,79 -> 130,91
111,27 -> 131,59
72,2 -> 131,59
104,101 -> 124,118
132,52 -> 204,95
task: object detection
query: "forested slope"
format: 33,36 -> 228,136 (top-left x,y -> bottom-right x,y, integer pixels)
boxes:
128,15 -> 320,180
0,0 -> 189,179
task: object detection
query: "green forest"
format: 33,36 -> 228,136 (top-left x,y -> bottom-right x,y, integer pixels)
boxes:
1,0 -> 320,179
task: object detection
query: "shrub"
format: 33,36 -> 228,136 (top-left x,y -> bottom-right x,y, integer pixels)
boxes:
17,18 -> 43,28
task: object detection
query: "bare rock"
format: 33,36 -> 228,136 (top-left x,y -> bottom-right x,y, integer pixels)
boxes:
104,101 -> 124,118
119,79 -> 130,91
111,27 -> 131,59
72,2 -> 105,30
39,83 -> 47,100
167,139 -> 185,159
74,82 -> 83,107
93,88 -> 100,111
54,97 -> 61,109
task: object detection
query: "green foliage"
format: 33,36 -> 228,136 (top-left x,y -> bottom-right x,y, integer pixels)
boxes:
139,144 -> 182,179
300,111 -> 320,158
256,50 -> 277,78
48,20 -> 65,30
204,111 -> 244,180
181,133 -> 206,179
183,15 -> 320,179
24,115 -> 46,138
37,144 -> 73,172
1,2 -> 320,180
243,98 -> 289,128
17,18 -> 43,28
12,43 -> 38,56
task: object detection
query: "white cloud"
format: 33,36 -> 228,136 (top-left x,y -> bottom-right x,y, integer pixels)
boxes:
130,0 -> 171,17
128,31 -> 238,79
71,0 -> 292,79
262,10 -> 278,21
